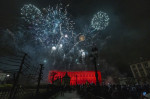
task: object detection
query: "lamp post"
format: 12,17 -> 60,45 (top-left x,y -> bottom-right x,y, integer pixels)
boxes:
60,76 -> 62,86
90,46 -> 99,86
76,75 -> 77,85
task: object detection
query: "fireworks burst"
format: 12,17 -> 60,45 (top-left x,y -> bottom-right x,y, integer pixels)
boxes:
21,4 -> 42,24
6,4 -> 111,70
91,11 -> 109,30
21,4 -> 75,48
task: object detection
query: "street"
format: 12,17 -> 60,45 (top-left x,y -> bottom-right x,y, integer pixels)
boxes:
51,91 -> 82,99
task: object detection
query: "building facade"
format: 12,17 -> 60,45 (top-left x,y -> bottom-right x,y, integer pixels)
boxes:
62,72 -> 71,86
0,72 -> 7,83
0,71 -> 10,84
49,71 -> 102,85
130,60 -> 150,84
119,77 -> 137,85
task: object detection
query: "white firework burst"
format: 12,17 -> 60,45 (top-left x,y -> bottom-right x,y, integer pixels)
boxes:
91,11 -> 109,30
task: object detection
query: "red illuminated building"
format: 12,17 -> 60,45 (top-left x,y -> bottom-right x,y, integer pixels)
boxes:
48,71 -> 102,85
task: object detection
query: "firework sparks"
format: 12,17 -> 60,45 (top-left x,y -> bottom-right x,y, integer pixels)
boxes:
91,11 -> 109,30
6,4 -> 111,71
21,4 -> 75,49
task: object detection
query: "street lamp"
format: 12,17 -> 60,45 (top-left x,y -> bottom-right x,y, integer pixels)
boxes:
90,46 -> 99,86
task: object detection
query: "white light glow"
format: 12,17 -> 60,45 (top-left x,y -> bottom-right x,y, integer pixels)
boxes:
60,44 -> 63,48
65,34 -> 68,38
7,74 -> 10,77
52,46 -> 56,50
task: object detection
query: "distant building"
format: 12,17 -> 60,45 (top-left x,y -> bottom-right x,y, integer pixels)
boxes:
0,71 -> 10,84
49,71 -> 102,85
119,77 -> 136,85
52,72 -> 71,86
130,60 -> 150,84
53,77 -> 61,86
62,72 -> 71,86
0,72 -> 7,82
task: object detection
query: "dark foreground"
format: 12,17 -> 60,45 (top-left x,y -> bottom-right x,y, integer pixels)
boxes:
0,84 -> 150,99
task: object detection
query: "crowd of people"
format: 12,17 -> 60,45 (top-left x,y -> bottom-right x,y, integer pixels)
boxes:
76,84 -> 150,99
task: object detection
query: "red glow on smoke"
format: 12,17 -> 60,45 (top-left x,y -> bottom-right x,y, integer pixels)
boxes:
48,71 -> 102,85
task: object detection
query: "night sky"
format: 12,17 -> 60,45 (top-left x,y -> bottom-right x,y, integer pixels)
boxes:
0,0 -> 150,75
